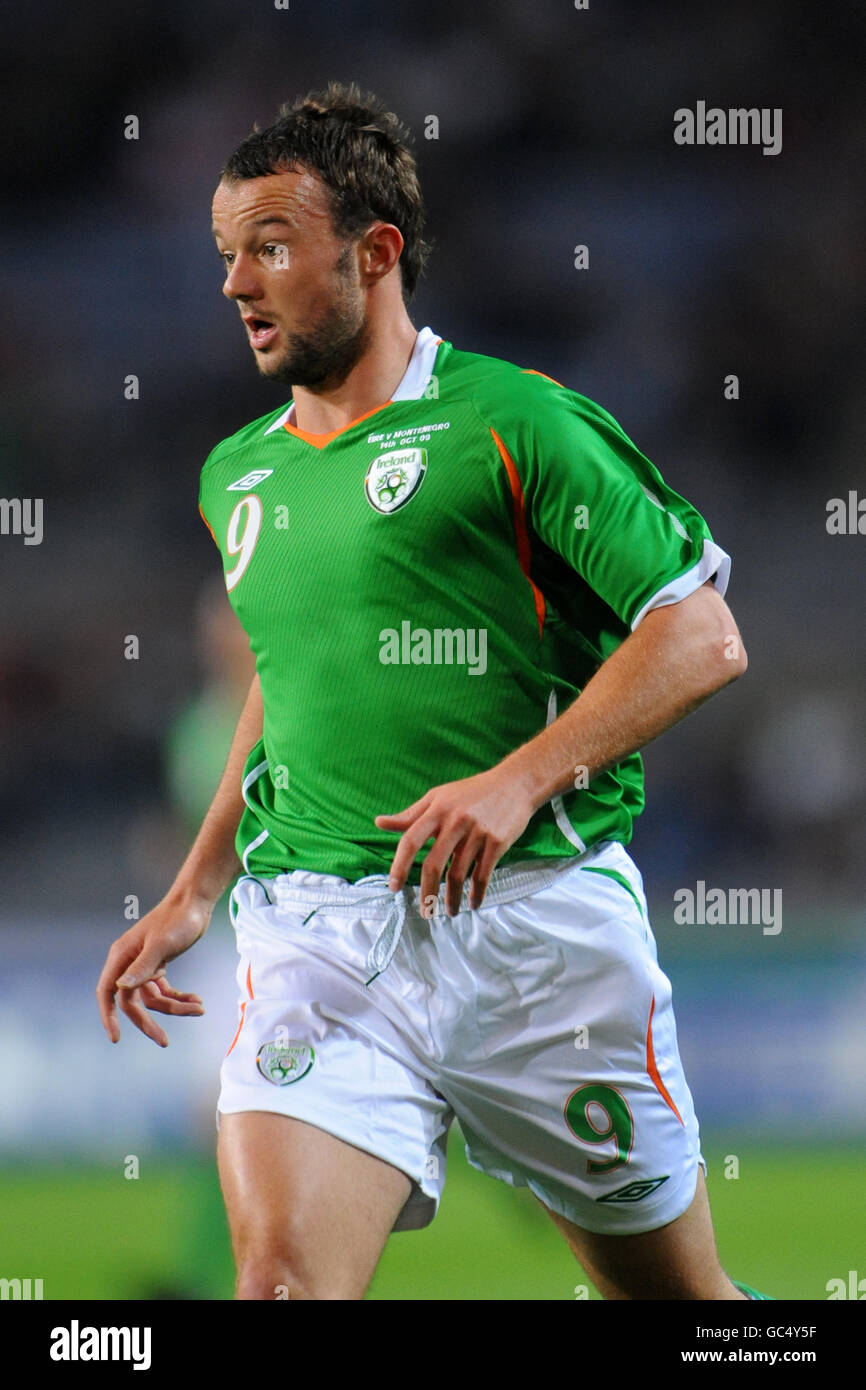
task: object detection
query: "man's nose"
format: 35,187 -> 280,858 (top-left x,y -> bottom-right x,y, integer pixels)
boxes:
222,256 -> 260,301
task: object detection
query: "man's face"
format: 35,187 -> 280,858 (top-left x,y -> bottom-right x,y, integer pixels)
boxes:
211,168 -> 370,389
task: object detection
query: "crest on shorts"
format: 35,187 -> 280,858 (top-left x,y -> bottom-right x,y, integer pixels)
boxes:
595,1176 -> 669,1203
364,448 -> 427,514
256,1039 -> 315,1086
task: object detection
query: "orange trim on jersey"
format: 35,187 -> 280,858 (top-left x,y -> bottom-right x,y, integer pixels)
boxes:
283,400 -> 393,449
489,427 -> 546,638
646,996 -> 684,1126
198,502 -> 217,545
521,368 -> 565,388
225,963 -> 255,1057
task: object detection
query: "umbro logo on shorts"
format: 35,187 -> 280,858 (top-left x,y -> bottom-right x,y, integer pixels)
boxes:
227,469 -> 274,490
596,1176 -> 670,1203
256,1039 -> 315,1085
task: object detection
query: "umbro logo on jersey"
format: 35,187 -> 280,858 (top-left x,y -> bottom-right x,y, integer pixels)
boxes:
595,1176 -> 669,1204
364,448 -> 427,514
227,469 -> 274,491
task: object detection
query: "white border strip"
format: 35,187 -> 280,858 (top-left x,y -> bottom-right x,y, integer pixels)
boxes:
239,756 -> 271,872
630,539 -> 731,631
241,829 -> 270,874
264,404 -> 296,435
263,325 -> 441,433
241,757 -> 270,803
546,689 -> 587,853
391,326 -> 441,401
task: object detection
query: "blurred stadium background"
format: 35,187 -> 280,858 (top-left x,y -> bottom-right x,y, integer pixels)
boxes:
1,0 -> 864,1299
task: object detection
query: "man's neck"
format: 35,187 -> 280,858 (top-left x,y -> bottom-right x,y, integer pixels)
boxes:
289,313 -> 419,436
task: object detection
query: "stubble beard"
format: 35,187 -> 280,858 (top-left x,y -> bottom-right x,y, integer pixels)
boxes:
258,249 -> 371,391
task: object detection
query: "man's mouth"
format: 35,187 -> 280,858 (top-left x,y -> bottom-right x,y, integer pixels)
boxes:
242,315 -> 279,350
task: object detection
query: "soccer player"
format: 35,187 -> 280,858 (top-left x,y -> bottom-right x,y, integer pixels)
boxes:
97,82 -> 768,1301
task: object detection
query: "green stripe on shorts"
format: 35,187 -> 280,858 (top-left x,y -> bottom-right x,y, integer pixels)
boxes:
580,865 -> 647,932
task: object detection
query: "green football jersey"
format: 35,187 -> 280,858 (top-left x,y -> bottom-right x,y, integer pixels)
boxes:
198,327 -> 731,883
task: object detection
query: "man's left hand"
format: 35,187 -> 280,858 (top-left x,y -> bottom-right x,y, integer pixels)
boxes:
375,767 -> 536,916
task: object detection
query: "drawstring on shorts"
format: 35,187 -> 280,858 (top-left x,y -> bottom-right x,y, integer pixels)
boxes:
297,875 -> 410,986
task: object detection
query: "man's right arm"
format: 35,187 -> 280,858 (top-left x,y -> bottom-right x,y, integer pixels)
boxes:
169,670 -> 263,907
96,673 -> 264,1047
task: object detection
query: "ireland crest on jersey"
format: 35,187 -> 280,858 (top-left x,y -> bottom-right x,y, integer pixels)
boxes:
364,448 -> 428,514
256,1039 -> 315,1085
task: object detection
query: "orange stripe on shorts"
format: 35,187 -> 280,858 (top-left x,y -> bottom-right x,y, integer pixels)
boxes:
646,995 -> 684,1125
225,963 -> 255,1057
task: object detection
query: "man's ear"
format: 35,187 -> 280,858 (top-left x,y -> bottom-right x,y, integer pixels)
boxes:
360,222 -> 404,284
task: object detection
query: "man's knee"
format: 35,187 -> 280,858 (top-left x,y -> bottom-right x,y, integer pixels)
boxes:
235,1251 -> 360,1301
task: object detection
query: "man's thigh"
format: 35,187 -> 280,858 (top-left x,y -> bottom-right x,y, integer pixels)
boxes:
542,1167 -> 743,1300
437,844 -> 707,1239
218,1111 -> 412,1300
218,874 -> 453,1259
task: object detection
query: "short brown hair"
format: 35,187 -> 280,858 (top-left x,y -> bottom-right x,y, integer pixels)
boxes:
221,81 -> 432,303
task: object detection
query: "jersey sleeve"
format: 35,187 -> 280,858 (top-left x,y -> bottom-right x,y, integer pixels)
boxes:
488,372 -> 731,630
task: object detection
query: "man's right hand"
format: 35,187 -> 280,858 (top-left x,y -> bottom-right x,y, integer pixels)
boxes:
96,891 -> 212,1047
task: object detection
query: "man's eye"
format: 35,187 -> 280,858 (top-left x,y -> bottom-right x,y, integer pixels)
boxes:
219,252 -> 234,266
263,244 -> 284,260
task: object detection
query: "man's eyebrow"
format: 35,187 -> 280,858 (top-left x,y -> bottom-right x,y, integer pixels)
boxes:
212,217 -> 294,240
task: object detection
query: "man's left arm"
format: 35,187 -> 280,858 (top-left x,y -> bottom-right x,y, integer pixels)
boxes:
376,581 -> 746,915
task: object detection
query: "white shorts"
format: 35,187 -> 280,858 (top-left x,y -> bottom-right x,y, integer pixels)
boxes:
217,840 -> 706,1235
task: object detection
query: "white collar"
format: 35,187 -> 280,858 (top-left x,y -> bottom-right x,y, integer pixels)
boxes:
264,326 -> 442,434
